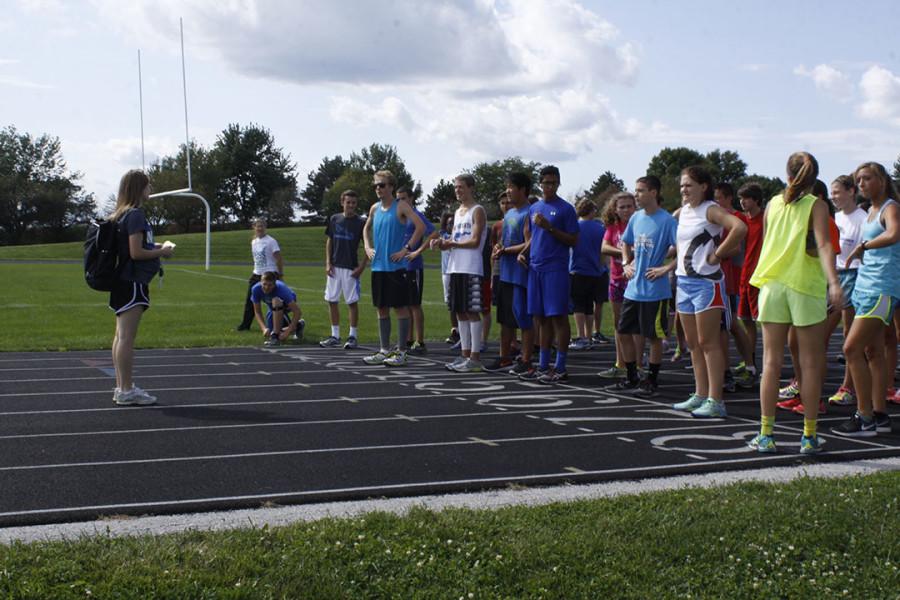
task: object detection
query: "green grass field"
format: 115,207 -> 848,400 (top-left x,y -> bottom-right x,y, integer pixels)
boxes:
0,226 -> 616,351
2,472 -> 898,597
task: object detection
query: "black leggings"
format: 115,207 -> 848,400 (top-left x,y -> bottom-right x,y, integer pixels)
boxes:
239,273 -> 262,328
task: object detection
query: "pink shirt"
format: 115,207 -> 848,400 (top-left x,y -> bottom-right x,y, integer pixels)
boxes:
604,221 -> 627,282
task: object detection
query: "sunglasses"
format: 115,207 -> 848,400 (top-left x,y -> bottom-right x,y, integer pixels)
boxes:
374,182 -> 388,189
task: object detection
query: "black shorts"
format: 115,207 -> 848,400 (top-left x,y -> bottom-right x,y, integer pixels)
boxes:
618,298 -> 668,339
495,281 -> 518,328
109,280 -> 150,315
448,273 -> 484,314
570,273 -> 608,314
407,269 -> 424,306
371,270 -> 409,308
491,275 -> 500,306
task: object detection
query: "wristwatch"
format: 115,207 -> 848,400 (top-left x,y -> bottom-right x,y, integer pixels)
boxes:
861,240 -> 868,251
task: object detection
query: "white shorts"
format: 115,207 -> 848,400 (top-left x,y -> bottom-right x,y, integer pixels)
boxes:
324,267 -> 361,304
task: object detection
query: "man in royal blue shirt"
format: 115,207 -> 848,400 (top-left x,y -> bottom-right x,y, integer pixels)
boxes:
398,186 -> 437,355
251,271 -> 305,346
614,175 -> 677,397
518,166 -> 579,384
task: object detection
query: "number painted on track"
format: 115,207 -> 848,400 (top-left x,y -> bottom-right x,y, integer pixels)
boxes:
415,380 -> 508,393
477,393 -> 600,409
650,430 -> 758,454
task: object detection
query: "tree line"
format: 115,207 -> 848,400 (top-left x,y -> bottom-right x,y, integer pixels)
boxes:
2,121 -> 899,245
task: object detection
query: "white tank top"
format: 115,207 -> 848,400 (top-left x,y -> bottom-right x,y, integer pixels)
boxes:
676,200 -> 723,279
447,204 -> 486,275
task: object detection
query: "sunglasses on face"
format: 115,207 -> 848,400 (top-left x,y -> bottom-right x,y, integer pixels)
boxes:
374,182 -> 388,189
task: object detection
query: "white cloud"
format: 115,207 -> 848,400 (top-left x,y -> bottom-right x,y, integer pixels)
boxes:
857,65 -> 900,127
92,0 -> 642,164
793,64 -> 853,102
0,76 -> 53,89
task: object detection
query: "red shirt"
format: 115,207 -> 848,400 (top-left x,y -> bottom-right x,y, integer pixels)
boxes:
737,211 -> 764,287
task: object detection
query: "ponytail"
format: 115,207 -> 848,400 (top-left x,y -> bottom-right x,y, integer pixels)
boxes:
784,152 -> 819,204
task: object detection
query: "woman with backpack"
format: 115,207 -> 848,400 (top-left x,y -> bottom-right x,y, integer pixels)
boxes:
109,169 -> 174,406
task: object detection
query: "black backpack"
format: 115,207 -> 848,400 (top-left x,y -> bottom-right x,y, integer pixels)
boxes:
84,214 -> 126,291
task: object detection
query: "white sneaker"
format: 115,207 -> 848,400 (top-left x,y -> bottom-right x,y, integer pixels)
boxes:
451,358 -> 484,373
383,351 -> 407,367
115,386 -> 157,406
445,356 -> 467,371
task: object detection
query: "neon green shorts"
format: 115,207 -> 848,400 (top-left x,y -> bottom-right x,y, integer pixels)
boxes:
757,281 -> 826,327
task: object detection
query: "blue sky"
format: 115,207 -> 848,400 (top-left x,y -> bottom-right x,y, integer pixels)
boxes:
2,0 -> 899,207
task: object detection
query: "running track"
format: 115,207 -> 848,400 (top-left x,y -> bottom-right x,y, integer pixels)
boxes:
0,341 -> 897,527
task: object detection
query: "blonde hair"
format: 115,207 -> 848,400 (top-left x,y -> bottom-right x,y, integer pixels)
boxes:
110,169 -> 149,221
854,161 -> 898,201
784,152 -> 819,204
374,170 -> 396,188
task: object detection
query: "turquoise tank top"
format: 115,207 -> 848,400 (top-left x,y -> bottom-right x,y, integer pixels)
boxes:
854,199 -> 900,298
372,200 -> 408,272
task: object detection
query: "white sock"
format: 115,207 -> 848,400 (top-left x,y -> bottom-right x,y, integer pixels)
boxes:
349,326 -> 359,339
331,325 -> 340,338
469,320 -> 483,355
458,320 -> 472,351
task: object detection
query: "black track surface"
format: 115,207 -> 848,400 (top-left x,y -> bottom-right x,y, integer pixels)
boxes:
1,341 -> 898,527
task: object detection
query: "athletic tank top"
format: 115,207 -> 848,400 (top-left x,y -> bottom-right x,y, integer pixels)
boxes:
854,199 -> 900,298
447,204 -> 486,275
749,193 -> 825,297
371,200 -> 407,272
675,200 -> 723,279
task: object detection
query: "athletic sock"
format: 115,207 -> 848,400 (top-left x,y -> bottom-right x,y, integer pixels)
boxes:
458,321 -> 472,352
539,349 -> 551,371
378,318 -> 391,353
803,418 -> 817,437
554,351 -> 568,373
397,317 -> 410,351
349,326 -> 359,339
331,325 -> 340,338
648,362 -> 661,385
469,319 -> 483,353
760,415 -> 774,436
625,361 -> 638,383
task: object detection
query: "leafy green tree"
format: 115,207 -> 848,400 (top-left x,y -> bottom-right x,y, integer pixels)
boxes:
299,155 -> 348,224
321,169 -> 378,219
146,142 -> 223,232
892,155 -> 900,189
0,125 -> 95,244
470,156 -> 542,220
706,149 -> 748,183
213,123 -> 298,225
588,171 -> 625,199
424,179 -> 456,223
348,143 -> 421,199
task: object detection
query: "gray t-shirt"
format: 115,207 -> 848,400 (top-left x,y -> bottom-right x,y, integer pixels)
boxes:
325,213 -> 365,269
117,208 -> 160,284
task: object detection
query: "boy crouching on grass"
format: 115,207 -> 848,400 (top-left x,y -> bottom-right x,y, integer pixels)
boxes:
251,271 -> 305,346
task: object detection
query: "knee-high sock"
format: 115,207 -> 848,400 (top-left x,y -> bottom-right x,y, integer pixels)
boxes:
378,317 -> 391,352
397,317 -> 410,351
469,319 -> 483,353
458,319 -> 472,351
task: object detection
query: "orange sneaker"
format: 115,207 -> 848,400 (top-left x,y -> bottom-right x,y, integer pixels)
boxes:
792,398 -> 826,415
776,396 -> 802,411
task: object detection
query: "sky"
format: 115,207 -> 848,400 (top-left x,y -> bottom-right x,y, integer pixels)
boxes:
2,0 -> 899,208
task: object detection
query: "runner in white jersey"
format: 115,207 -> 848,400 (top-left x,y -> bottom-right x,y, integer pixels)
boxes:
435,174 -> 488,373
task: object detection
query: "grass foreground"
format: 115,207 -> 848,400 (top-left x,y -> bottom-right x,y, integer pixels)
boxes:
1,472 -> 898,598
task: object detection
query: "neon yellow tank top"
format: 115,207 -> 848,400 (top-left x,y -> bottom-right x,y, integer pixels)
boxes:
749,193 -> 825,297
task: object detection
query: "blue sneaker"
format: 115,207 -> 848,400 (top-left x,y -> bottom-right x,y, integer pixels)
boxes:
799,434 -> 825,454
691,397 -> 727,418
748,433 -> 777,453
673,393 -> 704,411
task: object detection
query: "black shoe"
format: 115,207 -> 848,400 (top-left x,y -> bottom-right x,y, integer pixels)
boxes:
634,379 -> 659,398
484,357 -> 514,372
723,371 -> 736,394
294,319 -> 306,341
609,378 -> 641,391
509,359 -> 532,376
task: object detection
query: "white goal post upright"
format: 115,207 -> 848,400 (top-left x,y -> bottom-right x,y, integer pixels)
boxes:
140,17 -> 211,270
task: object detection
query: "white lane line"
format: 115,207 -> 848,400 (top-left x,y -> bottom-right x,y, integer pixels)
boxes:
2,454 -> 897,524
0,369 -> 317,383
578,428 -> 594,433
617,437 -> 635,443
468,437 -> 498,447
564,466 -> 586,474
395,414 -> 419,422
0,351 -> 266,364
339,396 -> 358,404
0,360 -> 279,373
686,454 -> 708,461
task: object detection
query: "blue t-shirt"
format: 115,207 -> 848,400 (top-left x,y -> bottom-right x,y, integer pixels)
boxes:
250,280 -> 297,310
500,205 -> 529,286
528,197 -> 579,273
569,219 -> 607,276
622,208 -> 677,301
371,201 -> 408,272
403,208 -> 435,271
